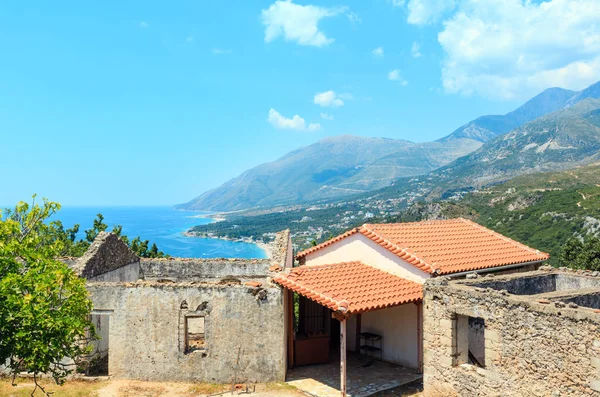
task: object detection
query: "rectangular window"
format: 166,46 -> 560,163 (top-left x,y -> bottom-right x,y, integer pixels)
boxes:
185,316 -> 206,353
453,315 -> 485,367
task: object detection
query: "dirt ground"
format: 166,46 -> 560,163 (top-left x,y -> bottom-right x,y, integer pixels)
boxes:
1,377 -> 423,397
1,378 -> 304,397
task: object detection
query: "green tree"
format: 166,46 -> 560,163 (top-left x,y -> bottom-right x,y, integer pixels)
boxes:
0,197 -> 96,395
85,214 -> 108,243
559,236 -> 600,271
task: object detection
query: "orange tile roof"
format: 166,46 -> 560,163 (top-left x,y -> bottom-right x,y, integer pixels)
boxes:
296,218 -> 550,275
273,261 -> 422,314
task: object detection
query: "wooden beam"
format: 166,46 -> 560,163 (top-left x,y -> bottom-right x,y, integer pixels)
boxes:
340,318 -> 347,397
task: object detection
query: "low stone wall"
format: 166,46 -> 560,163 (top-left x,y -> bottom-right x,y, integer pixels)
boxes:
140,258 -> 272,281
423,269 -> 600,397
87,280 -> 285,383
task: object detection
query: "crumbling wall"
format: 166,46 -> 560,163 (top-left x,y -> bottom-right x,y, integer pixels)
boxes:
71,232 -> 140,280
140,258 -> 272,281
423,270 -> 600,397
86,281 -> 285,383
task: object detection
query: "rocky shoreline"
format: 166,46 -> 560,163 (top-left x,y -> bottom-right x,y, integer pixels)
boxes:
182,231 -> 272,259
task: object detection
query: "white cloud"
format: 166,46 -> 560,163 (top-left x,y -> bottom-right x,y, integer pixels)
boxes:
390,0 -> 405,6
261,0 -> 346,47
411,42 -> 421,58
372,47 -> 384,57
314,91 -> 345,107
320,113 -> 334,120
388,69 -> 408,85
434,0 -> 600,99
211,48 -> 232,55
139,21 -> 149,28
268,109 -> 321,131
346,12 -> 362,24
406,0 -> 456,25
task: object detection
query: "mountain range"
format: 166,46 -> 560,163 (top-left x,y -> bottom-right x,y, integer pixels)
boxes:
178,81 -> 600,212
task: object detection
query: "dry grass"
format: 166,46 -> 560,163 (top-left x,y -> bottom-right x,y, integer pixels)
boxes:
187,382 -> 228,395
0,377 -> 302,397
0,377 -> 106,397
117,384 -> 167,397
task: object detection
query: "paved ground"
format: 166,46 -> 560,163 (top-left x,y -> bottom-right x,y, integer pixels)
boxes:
286,355 -> 422,397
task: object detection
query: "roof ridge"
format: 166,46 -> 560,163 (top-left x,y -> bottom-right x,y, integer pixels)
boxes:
457,218 -> 549,257
295,261 -> 362,271
296,227 -> 362,258
360,224 -> 439,274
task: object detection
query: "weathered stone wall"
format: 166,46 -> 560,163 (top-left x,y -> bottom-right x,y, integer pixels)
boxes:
140,258 -> 272,281
87,281 -> 285,383
71,232 -> 140,279
89,262 -> 141,282
423,269 -> 600,397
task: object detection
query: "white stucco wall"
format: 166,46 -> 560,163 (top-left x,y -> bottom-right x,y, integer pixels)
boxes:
304,233 -> 431,283
360,304 -> 420,368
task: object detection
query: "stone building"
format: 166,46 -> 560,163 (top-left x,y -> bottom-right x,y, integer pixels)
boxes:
70,230 -> 293,383
422,267 -> 600,397
276,219 -> 549,395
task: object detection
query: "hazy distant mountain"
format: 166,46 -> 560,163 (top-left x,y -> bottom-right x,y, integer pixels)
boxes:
177,135 -> 479,211
178,80 -> 600,212
370,98 -> 600,202
440,87 -> 577,143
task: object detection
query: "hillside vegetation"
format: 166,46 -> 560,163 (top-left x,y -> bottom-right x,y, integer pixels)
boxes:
434,164 -> 600,264
191,164 -> 600,265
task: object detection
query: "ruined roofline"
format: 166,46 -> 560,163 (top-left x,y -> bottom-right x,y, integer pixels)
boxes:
68,229 -> 292,281
140,257 -> 271,264
86,278 -> 280,289
425,267 -> 600,323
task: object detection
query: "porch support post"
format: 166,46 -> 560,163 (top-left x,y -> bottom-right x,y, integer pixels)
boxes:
340,318 -> 347,397
416,302 -> 423,373
355,314 -> 362,352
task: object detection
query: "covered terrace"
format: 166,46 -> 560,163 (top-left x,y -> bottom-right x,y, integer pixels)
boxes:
274,261 -> 423,397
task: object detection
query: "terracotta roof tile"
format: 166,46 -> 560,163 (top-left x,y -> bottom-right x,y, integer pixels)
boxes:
296,218 -> 549,275
273,261 -> 422,314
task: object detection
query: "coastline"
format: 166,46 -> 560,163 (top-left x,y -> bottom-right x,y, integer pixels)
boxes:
183,231 -> 271,259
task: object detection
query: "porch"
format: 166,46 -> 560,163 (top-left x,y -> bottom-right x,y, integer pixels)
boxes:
286,352 -> 422,397
274,261 -> 424,397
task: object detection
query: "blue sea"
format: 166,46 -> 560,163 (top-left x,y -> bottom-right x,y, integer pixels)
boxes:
49,206 -> 267,259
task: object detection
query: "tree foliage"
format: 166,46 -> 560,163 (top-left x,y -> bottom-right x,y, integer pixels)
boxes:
44,212 -> 168,259
0,197 -> 95,395
559,237 -> 600,271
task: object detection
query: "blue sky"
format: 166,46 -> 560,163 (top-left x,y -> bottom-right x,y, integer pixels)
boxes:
1,0 -> 599,206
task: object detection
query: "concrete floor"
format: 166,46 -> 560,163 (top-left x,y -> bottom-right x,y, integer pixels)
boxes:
286,354 -> 422,397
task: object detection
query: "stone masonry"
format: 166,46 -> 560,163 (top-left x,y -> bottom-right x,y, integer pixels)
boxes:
77,229 -> 292,383
87,280 -> 285,383
423,267 -> 600,397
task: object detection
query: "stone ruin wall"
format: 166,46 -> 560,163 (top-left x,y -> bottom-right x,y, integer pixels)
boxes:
423,269 -> 600,397
79,229 -> 292,383
87,280 -> 285,383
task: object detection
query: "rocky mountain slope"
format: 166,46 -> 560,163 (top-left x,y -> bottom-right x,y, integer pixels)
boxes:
370,98 -> 600,202
177,135 -> 479,211
178,81 -> 600,212
440,86 -> 578,142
